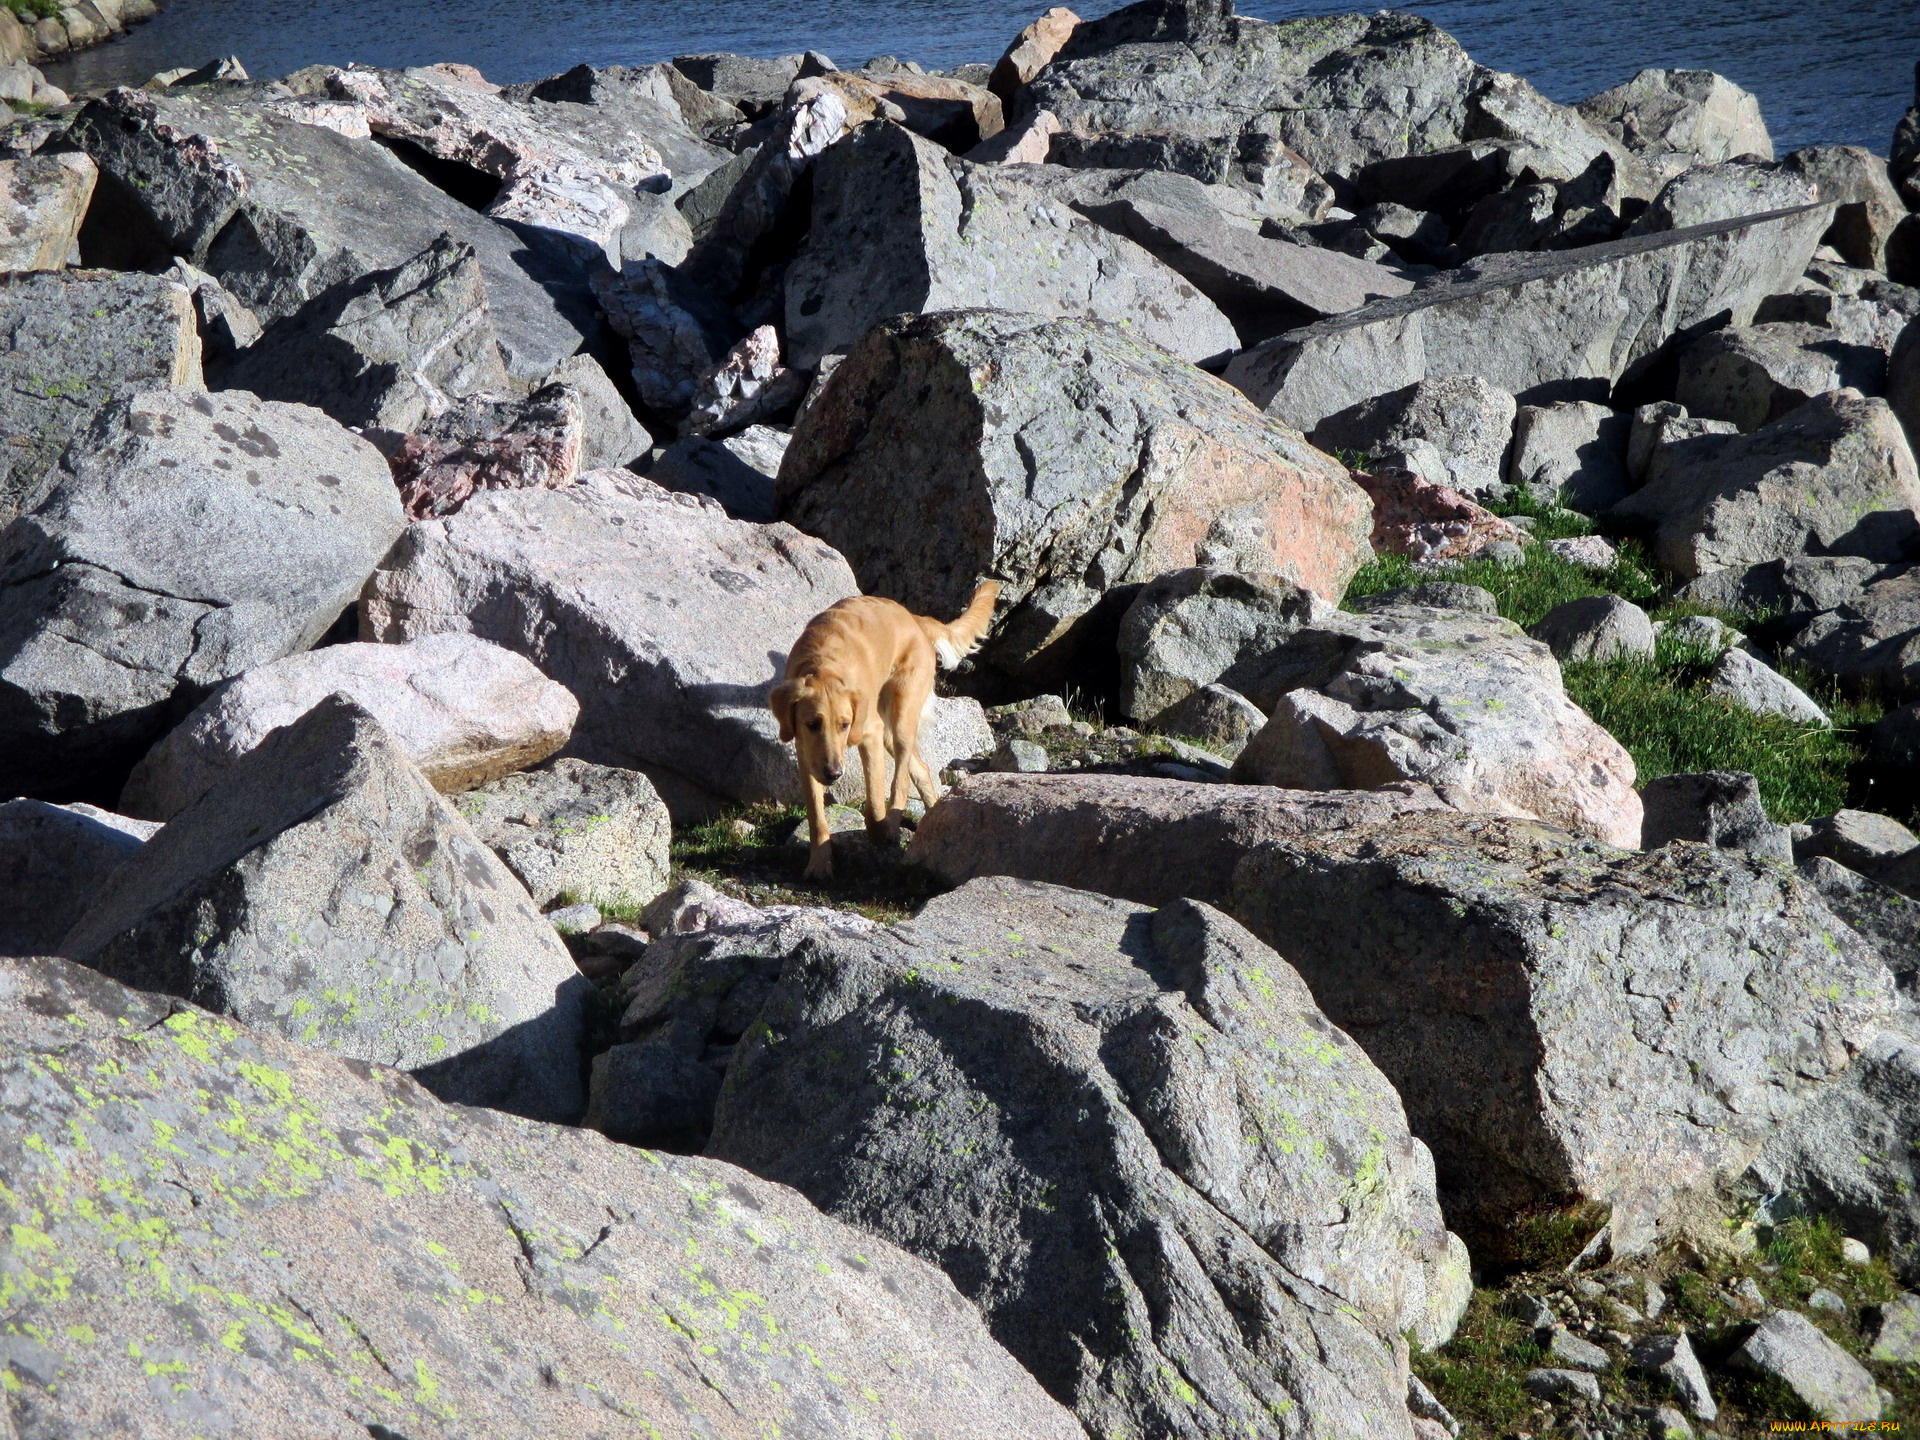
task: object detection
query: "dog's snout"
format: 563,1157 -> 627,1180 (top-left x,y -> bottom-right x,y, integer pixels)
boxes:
822,765 -> 843,783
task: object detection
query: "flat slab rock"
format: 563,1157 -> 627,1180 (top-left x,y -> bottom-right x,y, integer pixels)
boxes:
909,770 -> 1449,907
361,471 -> 858,807
0,951 -> 1079,1440
1228,812 -> 1899,1251
1224,204 -> 1833,434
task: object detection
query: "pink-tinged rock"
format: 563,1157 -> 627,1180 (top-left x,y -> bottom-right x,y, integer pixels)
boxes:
989,7 -> 1081,106
966,107 -> 1059,165
681,324 -> 807,438
1230,604 -> 1643,849
1351,466 -> 1526,562
391,382 -> 585,521
909,771 -> 1449,906
121,632 -> 579,820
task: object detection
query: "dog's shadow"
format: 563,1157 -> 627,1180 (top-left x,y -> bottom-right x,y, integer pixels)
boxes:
676,650 -> 792,715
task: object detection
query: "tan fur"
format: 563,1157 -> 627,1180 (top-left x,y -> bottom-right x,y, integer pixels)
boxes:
771,581 -> 999,880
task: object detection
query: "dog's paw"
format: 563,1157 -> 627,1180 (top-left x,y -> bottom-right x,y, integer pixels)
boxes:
803,847 -> 835,882
867,815 -> 903,848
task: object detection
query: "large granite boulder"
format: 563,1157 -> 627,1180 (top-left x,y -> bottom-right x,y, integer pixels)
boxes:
1506,399 -> 1633,511
120,632 -> 578,821
454,758 -> 672,910
1626,160 -> 1818,235
1228,605 -> 1643,849
0,800 -> 156,956
1116,565 -> 1330,721
1781,145 -> 1908,273
632,875 -> 1465,1437
1575,68 -> 1773,184
1229,813 -> 1899,1250
214,234 -> 513,434
507,59 -> 734,191
908,770 -> 1448,905
1224,204 -> 1833,434
1675,321 -> 1886,432
783,121 -> 1237,368
776,310 -> 1373,685
68,86 -> 592,382
1307,374 -> 1517,498
1612,389 -> 1920,582
0,390 -> 406,798
1785,564 -> 1920,700
360,472 -> 859,806
61,696 -> 589,1122
0,151 -> 96,272
0,269 -> 202,526
0,951 -> 1080,1440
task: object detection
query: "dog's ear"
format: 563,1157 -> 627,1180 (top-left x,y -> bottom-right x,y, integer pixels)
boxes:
769,680 -> 799,742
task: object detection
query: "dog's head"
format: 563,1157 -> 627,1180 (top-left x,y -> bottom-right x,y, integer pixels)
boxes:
770,673 -> 857,785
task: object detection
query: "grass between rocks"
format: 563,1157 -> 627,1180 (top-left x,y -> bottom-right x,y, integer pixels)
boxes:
1414,1209 -> 1918,1439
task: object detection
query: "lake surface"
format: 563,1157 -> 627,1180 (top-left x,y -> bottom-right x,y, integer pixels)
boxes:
44,0 -> 1916,158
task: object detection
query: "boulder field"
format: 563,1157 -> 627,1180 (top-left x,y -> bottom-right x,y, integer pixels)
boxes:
3,3 -> 1920,1435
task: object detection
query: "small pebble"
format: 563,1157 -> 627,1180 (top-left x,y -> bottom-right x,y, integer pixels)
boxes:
547,901 -> 602,934
1807,1286 -> 1846,1312
1651,1404 -> 1694,1439
1642,1280 -> 1666,1321
1841,1237 -> 1871,1266
989,737 -> 1048,773
1733,1276 -> 1767,1308
725,817 -> 758,841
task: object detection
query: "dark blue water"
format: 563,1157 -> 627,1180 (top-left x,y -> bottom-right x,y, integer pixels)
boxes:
44,0 -> 1916,158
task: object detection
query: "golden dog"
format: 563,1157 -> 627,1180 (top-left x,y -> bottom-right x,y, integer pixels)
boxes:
770,581 -> 999,880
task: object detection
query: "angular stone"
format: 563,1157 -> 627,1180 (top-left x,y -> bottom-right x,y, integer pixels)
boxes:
0,390 -> 405,798
1676,322 -> 1886,433
361,472 -> 858,807
68,86 -> 593,383
0,270 -> 201,527
648,424 -> 788,523
1577,68 -> 1772,184
121,633 -> 578,822
1787,565 -> 1920,699
1871,701 -> 1920,768
1628,161 -> 1817,235
663,875 -> 1461,1437
1801,808 -> 1919,874
1630,1331 -> 1718,1421
1529,594 -> 1656,662
672,51 -> 819,112
1869,1293 -> 1920,1363
1230,814 -> 1898,1248
0,800 -> 156,957
1230,608 -> 1642,848
1730,1310 -> 1882,1422
1523,1368 -> 1599,1402
1678,554 -> 1888,630
1547,1327 -> 1609,1372
1639,771 -> 1793,863
1782,145 -> 1908,273
1508,400 -> 1633,512
908,770 -> 1447,907
989,6 -> 1080,107
507,60 -> 734,192
0,951 -> 1080,1439
776,310 -> 1373,685
544,351 -> 652,470
1708,647 -> 1830,725
1309,376 -> 1516,498
591,255 -> 743,417
784,122 -> 1237,369
453,758 -> 670,910
0,151 -> 94,272
164,256 -> 264,361
680,324 -> 806,439
1226,205 -> 1833,434
1149,682 -> 1267,757
215,235 -> 512,434
1116,567 -> 1328,721
966,106 -> 1060,165
61,697 -> 589,1121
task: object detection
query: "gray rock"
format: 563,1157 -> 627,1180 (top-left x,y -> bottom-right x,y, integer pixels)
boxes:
60,697 -> 589,1121
1577,68 -> 1773,184
1676,322 -> 1886,433
1628,161 -> 1818,235
1796,856 -> 1920,982
1230,607 -> 1644,849
776,310 -> 1374,685
1729,1309 -> 1882,1422
0,950 -> 1080,1440
1639,771 -> 1794,863
1762,276 -> 1920,358
1870,701 -> 1920,768
908,770 -> 1448,908
1507,401 -> 1633,512
1895,316 -> 1920,455
215,234 -> 513,433
1660,615 -> 1750,659
1869,1292 -> 1920,1362
0,389 -> 406,798
0,269 -> 202,527
1782,145 -> 1908,273
68,87 -> 593,383
361,472 -> 859,807
989,693 -> 1074,735
164,257 -> 265,362
0,800 -> 157,957
1523,1368 -> 1600,1402
1116,566 -> 1330,721
988,736 -> 1049,773
647,426 -> 787,522
673,51 -> 819,111
1548,1327 -> 1610,1372
1356,201 -> 1450,264
545,351 -> 652,470
1612,390 -> 1920,582
660,875 -> 1465,1436
1800,808 -> 1919,873
1226,205 -> 1832,435
591,255 -> 743,417
1627,399 -> 1702,483
1651,1404 -> 1694,1438
1149,682 -> 1267,758
1708,647 -> 1831,725
1308,376 -> 1518,498
1630,1331 -> 1717,1421
453,758 -> 671,911
0,151 -> 95,272
1786,564 -> 1920,698
1228,812 -> 1898,1248
1808,1286 -> 1848,1312
120,632 -> 579,822
784,121 -> 1237,369
545,900 -> 601,933
509,60 -> 735,193
1350,582 -> 1499,615
1529,594 -> 1656,662
1678,554 -> 1889,631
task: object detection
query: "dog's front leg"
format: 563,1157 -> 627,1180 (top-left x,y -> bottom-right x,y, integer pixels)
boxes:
858,732 -> 900,846
801,770 -> 834,880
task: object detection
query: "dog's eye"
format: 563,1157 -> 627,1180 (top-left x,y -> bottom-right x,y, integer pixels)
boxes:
840,720 -> 851,731
807,718 -> 823,731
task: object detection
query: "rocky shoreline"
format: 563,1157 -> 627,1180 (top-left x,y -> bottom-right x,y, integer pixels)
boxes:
0,0 -> 160,101
1,1 -> 1919,1436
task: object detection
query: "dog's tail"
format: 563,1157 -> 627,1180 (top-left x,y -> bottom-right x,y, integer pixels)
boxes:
923,580 -> 1001,670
